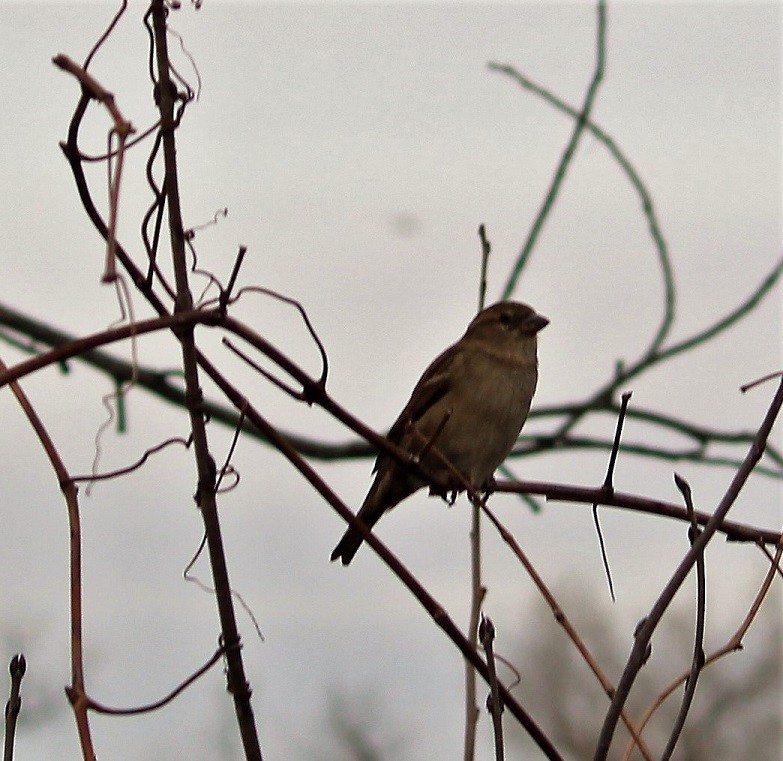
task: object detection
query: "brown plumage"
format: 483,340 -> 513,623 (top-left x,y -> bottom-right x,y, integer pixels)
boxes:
331,301 -> 548,565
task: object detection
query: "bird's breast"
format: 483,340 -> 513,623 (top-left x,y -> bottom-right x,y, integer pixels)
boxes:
428,359 -> 537,486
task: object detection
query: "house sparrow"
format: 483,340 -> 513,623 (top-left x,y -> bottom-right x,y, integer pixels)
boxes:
330,301 -> 548,565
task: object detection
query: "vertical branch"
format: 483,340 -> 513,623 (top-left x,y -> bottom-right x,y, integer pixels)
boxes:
463,495 -> 483,761
148,2 -> 263,759
660,475 -> 706,761
479,616 -> 505,761
464,225 -> 492,761
4,654 -> 26,761
0,357 -> 95,759
594,390 -> 632,602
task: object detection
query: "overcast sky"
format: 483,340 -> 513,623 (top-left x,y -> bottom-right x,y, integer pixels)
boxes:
0,2 -> 780,760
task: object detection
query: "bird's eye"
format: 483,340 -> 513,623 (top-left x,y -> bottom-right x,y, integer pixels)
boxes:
499,312 -> 513,327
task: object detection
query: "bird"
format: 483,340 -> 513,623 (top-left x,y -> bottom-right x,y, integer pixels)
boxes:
330,300 -> 548,565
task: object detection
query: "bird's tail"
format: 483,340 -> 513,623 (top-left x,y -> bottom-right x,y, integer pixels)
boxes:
329,510 -> 382,566
330,469 -> 414,565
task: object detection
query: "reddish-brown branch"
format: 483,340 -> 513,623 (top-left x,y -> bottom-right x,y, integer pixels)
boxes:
71,435 -> 192,483
0,309 -> 220,388
0,356 -> 96,759
53,53 -> 135,282
191,379 -> 564,761
71,644 -> 226,716
496,480 -> 781,546
52,54 -> 133,138
148,1 -> 262,757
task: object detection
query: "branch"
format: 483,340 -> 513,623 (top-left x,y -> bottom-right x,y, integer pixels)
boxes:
2,304 -> 779,550
659,475 -> 706,761
479,616 -> 505,761
75,645 -> 226,716
197,380 -> 564,760
4,654 -> 26,761
0,356 -> 95,759
147,2 -> 262,757
621,542 -> 783,761
501,0 -> 606,300
593,378 -> 783,760
4,300 -> 780,476
488,60 -> 674,355
495,480 -> 781,546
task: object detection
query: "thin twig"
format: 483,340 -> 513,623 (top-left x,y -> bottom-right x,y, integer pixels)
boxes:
223,337 -> 309,401
466,223 -> 491,760
593,391 -> 632,602
487,62 -> 675,356
479,616 -> 505,761
501,0 -> 606,299
71,435 -> 192,483
477,223 -> 490,313
742,371 -> 783,393
220,245 -> 246,313
79,644 -> 226,716
4,654 -> 26,761
83,0 -> 128,69
229,286 -> 329,390
660,474 -> 706,760
601,392 -> 632,492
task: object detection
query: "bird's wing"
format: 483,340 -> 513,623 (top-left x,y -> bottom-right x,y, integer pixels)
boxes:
372,344 -> 458,473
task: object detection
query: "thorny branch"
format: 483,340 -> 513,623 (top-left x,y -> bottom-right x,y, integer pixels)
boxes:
593,390 -> 633,602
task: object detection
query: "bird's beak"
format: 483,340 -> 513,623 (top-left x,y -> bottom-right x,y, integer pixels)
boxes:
527,313 -> 549,333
